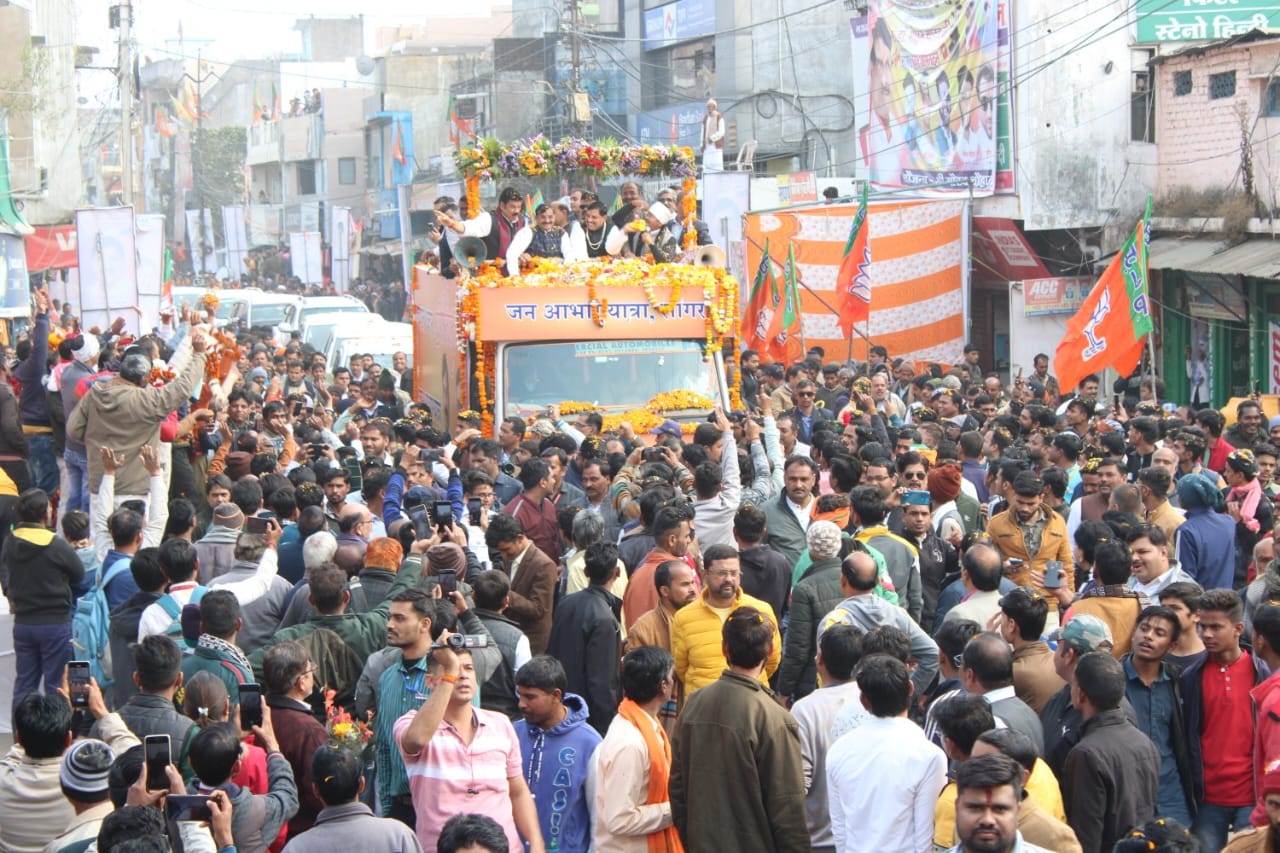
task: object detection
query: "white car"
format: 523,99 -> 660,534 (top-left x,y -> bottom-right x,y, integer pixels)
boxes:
243,292 -> 303,333
301,311 -> 384,353
296,295 -> 369,333
329,325 -> 413,376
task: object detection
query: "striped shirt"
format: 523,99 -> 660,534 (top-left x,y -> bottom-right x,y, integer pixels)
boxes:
394,706 -> 524,853
375,653 -> 431,815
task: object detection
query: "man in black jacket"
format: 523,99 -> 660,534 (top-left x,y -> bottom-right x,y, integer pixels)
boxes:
0,488 -> 85,715
546,542 -> 621,735
1063,652 -> 1159,853
473,569 -> 530,720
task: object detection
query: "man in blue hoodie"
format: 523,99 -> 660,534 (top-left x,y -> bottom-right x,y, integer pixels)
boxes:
14,289 -> 57,494
515,655 -> 602,853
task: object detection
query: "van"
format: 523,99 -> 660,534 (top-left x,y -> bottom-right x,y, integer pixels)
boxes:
328,325 -> 413,376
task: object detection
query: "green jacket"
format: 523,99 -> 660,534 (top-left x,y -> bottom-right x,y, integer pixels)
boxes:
250,555 -> 425,673
181,644 -> 251,706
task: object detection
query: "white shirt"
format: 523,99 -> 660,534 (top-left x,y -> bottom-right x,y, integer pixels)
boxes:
791,681 -> 862,849
137,548 -> 279,641
786,496 -> 813,533
827,715 -> 947,853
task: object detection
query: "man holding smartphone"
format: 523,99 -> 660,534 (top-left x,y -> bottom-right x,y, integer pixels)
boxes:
987,472 -> 1075,626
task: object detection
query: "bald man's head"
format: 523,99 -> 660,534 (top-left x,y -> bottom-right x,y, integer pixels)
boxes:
841,550 -> 879,592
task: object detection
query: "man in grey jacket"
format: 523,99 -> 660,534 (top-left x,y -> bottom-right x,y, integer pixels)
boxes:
208,532 -> 292,654
281,742 -> 422,853
816,549 -> 939,696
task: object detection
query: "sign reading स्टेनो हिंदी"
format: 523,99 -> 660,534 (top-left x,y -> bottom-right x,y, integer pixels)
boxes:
1136,0 -> 1280,43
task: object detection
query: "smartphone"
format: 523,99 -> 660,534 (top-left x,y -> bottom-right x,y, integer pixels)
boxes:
239,683 -> 263,730
1112,393 -> 1121,410
166,794 -> 213,823
438,568 -> 457,596
310,442 -> 329,459
293,401 -> 303,417
468,497 -> 482,527
1044,560 -> 1064,589
244,515 -> 270,535
68,660 -> 90,709
144,734 -> 171,791
433,501 -> 453,529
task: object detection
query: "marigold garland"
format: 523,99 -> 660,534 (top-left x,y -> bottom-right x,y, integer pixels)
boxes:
681,178 -> 697,251
455,136 -> 696,180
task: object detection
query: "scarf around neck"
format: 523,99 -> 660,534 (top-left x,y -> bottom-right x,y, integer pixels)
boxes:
616,698 -> 684,853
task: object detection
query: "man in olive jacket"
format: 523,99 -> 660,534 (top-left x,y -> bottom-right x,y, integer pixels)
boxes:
671,606 -> 809,853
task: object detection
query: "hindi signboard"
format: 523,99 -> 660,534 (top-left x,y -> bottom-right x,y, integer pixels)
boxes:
1136,0 -> 1280,43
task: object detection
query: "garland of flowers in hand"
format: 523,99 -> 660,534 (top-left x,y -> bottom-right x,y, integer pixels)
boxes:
681,177 -> 697,251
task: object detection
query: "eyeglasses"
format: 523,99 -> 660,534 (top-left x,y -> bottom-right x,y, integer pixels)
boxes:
796,391 -> 816,398
902,471 -> 927,481
708,569 -> 741,579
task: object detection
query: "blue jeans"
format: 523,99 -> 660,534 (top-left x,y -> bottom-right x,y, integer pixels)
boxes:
11,621 -> 72,717
1193,802 -> 1253,853
26,433 -> 59,497
64,447 -> 89,513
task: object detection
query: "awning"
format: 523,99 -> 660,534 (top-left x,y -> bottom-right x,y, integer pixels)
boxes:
1148,236 -> 1280,279
970,217 -> 1051,284
24,225 -> 77,271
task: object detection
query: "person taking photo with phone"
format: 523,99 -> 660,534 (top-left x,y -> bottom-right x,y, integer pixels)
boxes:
987,472 -> 1074,630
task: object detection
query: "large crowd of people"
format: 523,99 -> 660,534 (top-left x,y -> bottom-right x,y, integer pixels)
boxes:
1,286 -> 1278,853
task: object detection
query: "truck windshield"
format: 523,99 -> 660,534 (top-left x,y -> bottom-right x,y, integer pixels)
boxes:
502,340 -> 719,416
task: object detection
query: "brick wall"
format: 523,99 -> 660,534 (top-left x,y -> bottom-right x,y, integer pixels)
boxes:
1155,40 -> 1280,207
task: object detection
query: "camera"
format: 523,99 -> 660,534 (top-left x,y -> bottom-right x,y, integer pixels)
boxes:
642,447 -> 666,463
499,462 -> 516,476
433,634 -> 489,651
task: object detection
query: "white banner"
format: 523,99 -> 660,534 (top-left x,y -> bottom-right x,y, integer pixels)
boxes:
134,214 -> 165,333
185,209 -> 216,274
288,231 -> 324,285
221,205 -> 249,279
330,206 -> 352,294
75,206 -> 140,336
702,170 -> 750,281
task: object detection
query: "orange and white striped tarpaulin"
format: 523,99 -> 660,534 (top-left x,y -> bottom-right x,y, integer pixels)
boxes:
743,200 -> 967,365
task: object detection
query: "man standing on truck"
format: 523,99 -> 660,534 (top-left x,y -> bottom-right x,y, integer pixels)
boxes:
441,187 -> 528,271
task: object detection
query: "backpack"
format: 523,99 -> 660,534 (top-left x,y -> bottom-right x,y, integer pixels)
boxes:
156,587 -> 206,650
70,559 -> 134,688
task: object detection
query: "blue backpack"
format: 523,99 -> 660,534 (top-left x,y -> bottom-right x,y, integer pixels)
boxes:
70,559 -> 133,688
156,587 -> 207,650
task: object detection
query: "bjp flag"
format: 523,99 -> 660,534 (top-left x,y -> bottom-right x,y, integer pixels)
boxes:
743,238 -> 777,353
764,243 -> 804,365
1054,197 -> 1153,395
836,183 -> 871,337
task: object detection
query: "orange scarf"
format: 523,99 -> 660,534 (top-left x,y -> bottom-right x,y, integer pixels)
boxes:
616,698 -> 684,853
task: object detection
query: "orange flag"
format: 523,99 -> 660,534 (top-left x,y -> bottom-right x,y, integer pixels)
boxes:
836,183 -> 871,337
743,238 -> 777,353
764,243 -> 804,365
1054,197 -> 1153,395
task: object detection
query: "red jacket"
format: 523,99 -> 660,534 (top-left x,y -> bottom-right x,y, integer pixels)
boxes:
1252,670 -> 1280,826
1208,436 -> 1236,475
503,493 -> 562,564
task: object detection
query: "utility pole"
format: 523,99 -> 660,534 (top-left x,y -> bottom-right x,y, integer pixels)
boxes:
567,0 -> 586,136
115,0 -> 134,208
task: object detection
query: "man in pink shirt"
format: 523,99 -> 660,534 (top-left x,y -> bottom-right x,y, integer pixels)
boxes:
394,631 -> 545,853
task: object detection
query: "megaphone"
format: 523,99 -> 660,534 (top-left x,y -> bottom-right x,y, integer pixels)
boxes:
695,245 -> 727,269
455,237 -> 488,272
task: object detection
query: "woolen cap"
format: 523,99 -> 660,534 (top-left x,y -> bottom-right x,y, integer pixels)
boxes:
60,739 -> 115,799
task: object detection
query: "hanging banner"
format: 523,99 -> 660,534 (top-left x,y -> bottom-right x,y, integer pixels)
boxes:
330,206 -> 352,294
1022,276 -> 1092,316
221,205 -> 249,279
24,226 -> 78,271
185,209 -> 216,274
134,214 -> 165,333
743,200 -> 966,364
776,172 -> 818,206
76,206 -> 141,336
852,0 -> 1010,196
0,235 -> 28,310
1271,320 -> 1280,397
288,231 -> 323,285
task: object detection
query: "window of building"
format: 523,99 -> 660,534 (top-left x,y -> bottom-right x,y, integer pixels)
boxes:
1266,79 -> 1280,116
297,160 -> 317,196
1209,71 -> 1236,100
641,37 -> 716,112
338,157 -> 356,185
1131,70 -> 1154,143
1174,70 -> 1192,96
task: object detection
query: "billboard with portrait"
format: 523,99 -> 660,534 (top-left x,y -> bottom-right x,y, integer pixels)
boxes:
861,0 -> 999,196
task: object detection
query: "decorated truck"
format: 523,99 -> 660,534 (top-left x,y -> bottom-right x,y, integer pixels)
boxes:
410,256 -> 741,436
409,135 -> 742,436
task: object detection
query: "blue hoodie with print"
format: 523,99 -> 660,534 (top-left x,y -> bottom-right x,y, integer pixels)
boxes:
515,693 -> 602,852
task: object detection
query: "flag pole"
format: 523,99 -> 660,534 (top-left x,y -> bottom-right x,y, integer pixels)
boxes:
742,234 -> 873,351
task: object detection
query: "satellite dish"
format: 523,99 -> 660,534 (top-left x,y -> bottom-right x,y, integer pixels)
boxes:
355,55 -> 376,76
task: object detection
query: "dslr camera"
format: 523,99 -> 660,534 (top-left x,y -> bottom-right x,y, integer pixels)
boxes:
433,634 -> 490,651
